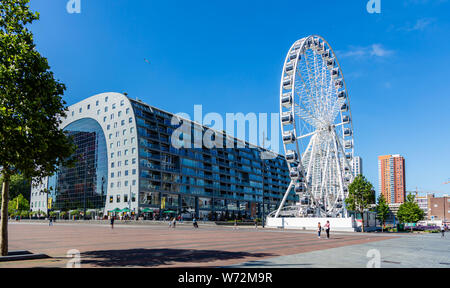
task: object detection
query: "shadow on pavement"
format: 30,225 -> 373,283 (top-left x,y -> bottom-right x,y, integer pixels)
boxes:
80,248 -> 274,267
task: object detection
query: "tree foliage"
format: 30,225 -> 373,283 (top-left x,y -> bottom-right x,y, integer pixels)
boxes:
0,173 -> 31,202
0,0 -> 76,256
8,193 -> 29,214
397,194 -> 424,225
376,194 -> 390,231
345,175 -> 375,232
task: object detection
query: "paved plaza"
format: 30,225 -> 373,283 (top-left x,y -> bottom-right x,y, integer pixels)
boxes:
0,222 -> 448,268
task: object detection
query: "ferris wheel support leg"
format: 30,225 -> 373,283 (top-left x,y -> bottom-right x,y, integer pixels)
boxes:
274,181 -> 295,218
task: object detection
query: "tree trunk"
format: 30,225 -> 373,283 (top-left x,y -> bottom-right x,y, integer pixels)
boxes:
1,175 -> 10,256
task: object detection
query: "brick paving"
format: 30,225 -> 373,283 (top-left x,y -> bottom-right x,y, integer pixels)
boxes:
0,222 -> 395,268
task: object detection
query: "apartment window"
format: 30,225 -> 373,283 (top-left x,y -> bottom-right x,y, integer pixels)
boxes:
117,151 -> 122,157
118,161 -> 122,167
87,104 -> 90,110
132,169 -> 136,175
117,171 -> 122,177
110,143 -> 113,149
124,139 -> 128,146
124,149 -> 128,156
111,162 -> 115,168
125,160 -> 129,166
117,141 -> 120,147
132,148 -> 136,154
105,96 -> 109,102
79,108 -> 82,113
118,111 -> 122,117
96,100 -> 99,106
72,111 -> 74,116
126,108 -> 130,114
110,183 -> 114,188
120,100 -> 125,106
123,129 -> 127,136
97,110 -> 100,115
116,132 -> 119,137
111,172 -> 114,178
114,122 -> 118,128
131,137 -> 135,144
132,180 -> 136,186
132,158 -> 136,165
124,194 -> 128,202
105,107 -> 108,112
129,117 -> 133,123
112,103 -> 116,110
121,120 -> 125,126
124,181 -> 128,187
125,170 -> 129,176
111,114 -> 114,120
116,195 -> 120,203
109,134 -> 112,140
117,181 -> 121,188
130,127 -> 134,134
104,116 -> 107,122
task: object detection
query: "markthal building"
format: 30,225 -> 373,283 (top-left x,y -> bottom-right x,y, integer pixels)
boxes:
31,93 -> 297,220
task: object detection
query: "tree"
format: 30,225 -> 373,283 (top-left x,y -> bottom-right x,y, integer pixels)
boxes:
0,0 -> 76,256
397,194 -> 424,231
8,194 -> 29,214
376,194 -> 390,232
345,175 -> 376,232
0,173 -> 31,202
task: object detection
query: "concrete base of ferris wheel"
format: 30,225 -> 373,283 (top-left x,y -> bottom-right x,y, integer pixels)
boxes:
266,217 -> 367,232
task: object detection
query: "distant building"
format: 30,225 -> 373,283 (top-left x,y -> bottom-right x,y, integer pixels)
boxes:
378,154 -> 406,204
429,195 -> 450,224
352,156 -> 362,176
415,193 -> 434,219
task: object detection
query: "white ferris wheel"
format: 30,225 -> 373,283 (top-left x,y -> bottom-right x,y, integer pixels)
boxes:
271,35 -> 355,218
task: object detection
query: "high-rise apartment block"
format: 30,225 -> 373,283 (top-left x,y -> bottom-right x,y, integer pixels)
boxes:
378,154 -> 406,204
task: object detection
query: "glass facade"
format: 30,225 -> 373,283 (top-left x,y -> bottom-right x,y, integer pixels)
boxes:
131,99 -> 297,220
48,118 -> 108,212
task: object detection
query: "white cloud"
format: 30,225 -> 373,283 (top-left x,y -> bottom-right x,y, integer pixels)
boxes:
337,44 -> 394,59
399,18 -> 435,32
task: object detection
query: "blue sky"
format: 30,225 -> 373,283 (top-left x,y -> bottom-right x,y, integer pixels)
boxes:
29,0 -> 450,195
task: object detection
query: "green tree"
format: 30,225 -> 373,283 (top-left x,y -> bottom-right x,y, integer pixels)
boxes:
0,0 -> 76,256
376,194 -> 390,232
0,173 -> 31,202
345,175 -> 376,232
8,194 -> 29,214
397,194 -> 424,231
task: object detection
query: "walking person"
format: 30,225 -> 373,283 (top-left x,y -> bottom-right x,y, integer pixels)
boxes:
234,218 -> 238,230
49,216 -> 53,227
110,216 -> 115,230
172,217 -> 176,229
442,225 -> 446,238
193,217 -> 198,229
317,222 -> 322,239
324,221 -> 331,239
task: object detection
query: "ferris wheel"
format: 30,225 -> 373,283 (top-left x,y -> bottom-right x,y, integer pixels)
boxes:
272,35 -> 355,218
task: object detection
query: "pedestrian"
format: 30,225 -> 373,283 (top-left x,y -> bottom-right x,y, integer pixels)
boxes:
317,222 -> 322,239
254,219 -> 258,229
169,217 -> 173,228
234,219 -> 238,230
193,217 -> 198,229
442,225 -> 446,238
324,221 -> 330,239
110,216 -> 115,230
172,217 -> 176,229
49,217 -> 53,227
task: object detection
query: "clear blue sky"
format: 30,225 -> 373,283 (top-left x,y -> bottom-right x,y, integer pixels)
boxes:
29,0 -> 450,195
